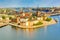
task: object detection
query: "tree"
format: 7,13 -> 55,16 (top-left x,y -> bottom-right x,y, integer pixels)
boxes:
9,16 -> 13,20
2,16 -> 6,19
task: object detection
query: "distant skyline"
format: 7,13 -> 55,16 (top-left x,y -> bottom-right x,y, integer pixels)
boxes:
0,0 -> 60,8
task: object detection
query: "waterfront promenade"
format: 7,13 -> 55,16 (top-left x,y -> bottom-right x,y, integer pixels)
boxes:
0,19 -> 57,28
0,22 -> 8,27
8,19 -> 57,29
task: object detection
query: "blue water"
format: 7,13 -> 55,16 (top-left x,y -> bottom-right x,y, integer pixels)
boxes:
0,15 -> 60,40
42,10 -> 51,12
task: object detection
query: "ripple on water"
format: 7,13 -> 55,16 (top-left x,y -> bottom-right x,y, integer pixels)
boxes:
0,15 -> 60,40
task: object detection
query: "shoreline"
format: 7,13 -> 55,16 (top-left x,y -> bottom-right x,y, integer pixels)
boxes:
0,19 -> 57,29
0,14 -> 58,29
9,19 -> 57,29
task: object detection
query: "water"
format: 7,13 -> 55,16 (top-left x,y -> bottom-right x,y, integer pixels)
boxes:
0,15 -> 60,40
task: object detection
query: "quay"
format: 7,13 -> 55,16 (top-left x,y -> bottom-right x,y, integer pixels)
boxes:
0,19 -> 57,29
8,19 -> 57,29
0,23 -> 8,27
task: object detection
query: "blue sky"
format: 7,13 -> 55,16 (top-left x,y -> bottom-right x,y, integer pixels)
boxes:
0,0 -> 60,8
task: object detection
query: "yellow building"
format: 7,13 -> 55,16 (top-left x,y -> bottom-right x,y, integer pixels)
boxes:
42,13 -> 48,20
37,11 -> 41,16
26,21 -> 33,27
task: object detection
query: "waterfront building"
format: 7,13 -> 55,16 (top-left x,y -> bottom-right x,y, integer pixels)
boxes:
0,17 -> 2,22
5,17 -> 10,23
42,13 -> 48,20
36,11 -> 41,17
37,17 -> 41,20
19,11 -> 23,14
3,9 -> 6,14
19,15 -> 29,26
17,16 -> 20,23
28,12 -> 32,17
54,8 -> 60,13
11,18 -> 17,23
26,21 -> 33,27
20,19 -> 28,26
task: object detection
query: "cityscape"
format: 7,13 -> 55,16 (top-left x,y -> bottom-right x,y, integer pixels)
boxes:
0,7 -> 59,28
0,0 -> 60,40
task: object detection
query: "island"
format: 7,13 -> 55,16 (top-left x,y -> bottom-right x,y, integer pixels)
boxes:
0,8 -> 57,28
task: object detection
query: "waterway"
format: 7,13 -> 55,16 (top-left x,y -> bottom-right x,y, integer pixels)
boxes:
0,15 -> 60,40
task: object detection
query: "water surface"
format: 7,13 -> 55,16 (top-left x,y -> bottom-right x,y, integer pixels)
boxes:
0,15 -> 60,40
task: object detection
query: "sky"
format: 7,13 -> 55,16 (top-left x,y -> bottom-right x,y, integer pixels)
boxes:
0,0 -> 60,8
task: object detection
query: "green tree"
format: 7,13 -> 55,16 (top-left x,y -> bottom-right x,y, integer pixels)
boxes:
46,18 -> 52,21
2,16 -> 6,19
9,16 -> 13,20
